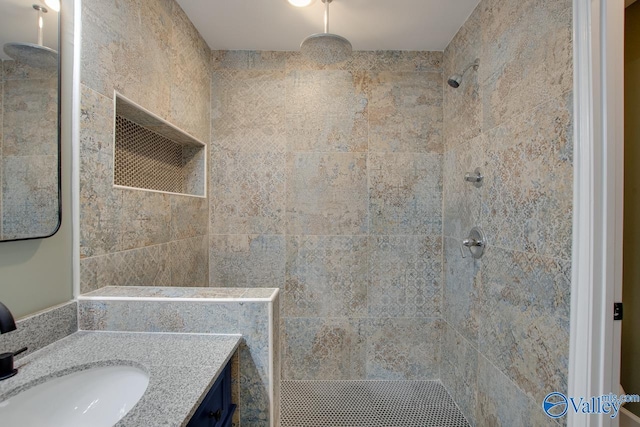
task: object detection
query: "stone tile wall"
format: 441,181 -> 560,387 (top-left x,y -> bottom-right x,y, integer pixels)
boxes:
441,0 -> 573,425
209,51 -> 445,382
1,60 -> 59,240
79,0 -> 211,292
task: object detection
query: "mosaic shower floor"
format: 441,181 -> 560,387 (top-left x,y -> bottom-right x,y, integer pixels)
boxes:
280,380 -> 470,427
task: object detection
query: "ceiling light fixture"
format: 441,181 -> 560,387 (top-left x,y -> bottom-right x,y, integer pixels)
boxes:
44,0 -> 60,12
287,0 -> 316,7
300,0 -> 352,64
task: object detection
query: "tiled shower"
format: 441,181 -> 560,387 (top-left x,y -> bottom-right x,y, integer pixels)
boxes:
77,0 -> 573,425
210,49 -> 445,385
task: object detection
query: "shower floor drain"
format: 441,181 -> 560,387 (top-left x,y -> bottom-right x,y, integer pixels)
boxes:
280,380 -> 470,427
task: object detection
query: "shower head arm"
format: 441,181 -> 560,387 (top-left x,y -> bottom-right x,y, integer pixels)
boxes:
33,5 -> 49,47
460,58 -> 480,78
447,58 -> 480,88
323,0 -> 332,34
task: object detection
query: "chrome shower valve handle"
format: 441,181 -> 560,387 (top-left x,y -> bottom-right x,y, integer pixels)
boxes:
460,227 -> 486,259
462,238 -> 482,247
464,168 -> 483,187
459,238 -> 482,258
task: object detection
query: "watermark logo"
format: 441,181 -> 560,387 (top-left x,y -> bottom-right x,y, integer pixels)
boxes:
543,392 -> 568,418
542,392 -> 640,419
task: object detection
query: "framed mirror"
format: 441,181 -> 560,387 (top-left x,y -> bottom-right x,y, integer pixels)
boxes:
0,0 -> 61,241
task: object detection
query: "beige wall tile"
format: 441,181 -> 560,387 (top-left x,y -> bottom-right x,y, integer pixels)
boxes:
285,152 -> 368,235
369,71 -> 443,153
79,0 -> 211,289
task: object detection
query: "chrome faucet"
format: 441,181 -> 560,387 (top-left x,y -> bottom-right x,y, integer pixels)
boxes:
0,301 -> 27,380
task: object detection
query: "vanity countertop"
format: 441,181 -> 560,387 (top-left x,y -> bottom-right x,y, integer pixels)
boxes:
0,330 -> 241,427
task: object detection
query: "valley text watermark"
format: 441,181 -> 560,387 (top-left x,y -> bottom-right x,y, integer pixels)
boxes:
543,392 -> 640,419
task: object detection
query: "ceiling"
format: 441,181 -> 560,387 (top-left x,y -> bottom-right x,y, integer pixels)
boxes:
0,0 -> 59,61
176,0 -> 481,52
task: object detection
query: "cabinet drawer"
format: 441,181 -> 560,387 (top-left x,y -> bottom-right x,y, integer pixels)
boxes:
187,362 -> 234,427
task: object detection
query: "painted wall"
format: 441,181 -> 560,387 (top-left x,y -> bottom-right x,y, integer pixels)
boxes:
441,0 -> 573,424
622,0 -> 640,417
78,0 -> 211,293
0,0 -> 74,319
209,50 -> 444,381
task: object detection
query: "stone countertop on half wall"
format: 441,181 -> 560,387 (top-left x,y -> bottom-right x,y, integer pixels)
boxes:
81,285 -> 278,300
0,331 -> 241,427
77,286 -> 281,427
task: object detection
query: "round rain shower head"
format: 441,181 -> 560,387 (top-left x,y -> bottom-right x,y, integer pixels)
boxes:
447,58 -> 480,89
300,0 -> 352,64
3,43 -> 58,69
3,4 -> 58,70
300,33 -> 352,64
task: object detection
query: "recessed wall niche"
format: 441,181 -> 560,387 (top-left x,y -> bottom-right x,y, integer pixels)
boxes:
113,93 -> 206,198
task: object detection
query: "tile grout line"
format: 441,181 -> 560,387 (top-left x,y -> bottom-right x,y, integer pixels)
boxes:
442,318 -> 552,423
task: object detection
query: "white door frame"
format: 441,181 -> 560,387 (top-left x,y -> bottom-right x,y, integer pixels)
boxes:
568,0 -> 624,426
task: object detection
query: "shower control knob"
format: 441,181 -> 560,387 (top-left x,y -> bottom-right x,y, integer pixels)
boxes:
462,238 -> 482,247
460,227 -> 486,259
464,168 -> 483,187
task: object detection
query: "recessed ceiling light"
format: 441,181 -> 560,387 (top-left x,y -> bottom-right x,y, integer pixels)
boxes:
287,0 -> 316,7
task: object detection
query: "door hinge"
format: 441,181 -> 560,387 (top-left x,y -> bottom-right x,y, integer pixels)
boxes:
614,302 -> 623,321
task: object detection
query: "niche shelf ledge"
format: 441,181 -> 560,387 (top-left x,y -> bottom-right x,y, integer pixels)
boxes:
113,92 -> 206,198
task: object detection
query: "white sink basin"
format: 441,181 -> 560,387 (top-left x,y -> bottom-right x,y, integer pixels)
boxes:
0,365 -> 149,427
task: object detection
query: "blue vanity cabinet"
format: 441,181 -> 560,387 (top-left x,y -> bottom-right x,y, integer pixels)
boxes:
187,362 -> 236,427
